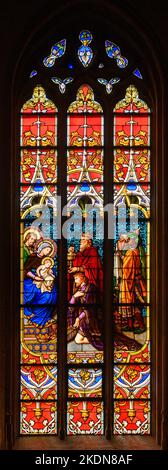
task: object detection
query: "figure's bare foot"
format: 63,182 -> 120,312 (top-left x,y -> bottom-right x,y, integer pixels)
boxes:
75,333 -> 89,344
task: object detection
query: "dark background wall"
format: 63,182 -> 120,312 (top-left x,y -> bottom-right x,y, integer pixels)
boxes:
0,0 -> 167,449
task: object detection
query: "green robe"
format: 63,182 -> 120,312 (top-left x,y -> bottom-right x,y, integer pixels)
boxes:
23,245 -> 30,264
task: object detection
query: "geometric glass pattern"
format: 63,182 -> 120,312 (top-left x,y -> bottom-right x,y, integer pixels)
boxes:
133,69 -> 143,79
68,368 -> 102,398
78,30 -> 93,68
105,40 -> 128,68
67,401 -> 104,435
51,77 -> 73,94
43,39 -> 66,68
20,85 -> 58,434
113,400 -> 150,434
20,402 -> 57,434
97,77 -> 120,94
113,85 -> 151,433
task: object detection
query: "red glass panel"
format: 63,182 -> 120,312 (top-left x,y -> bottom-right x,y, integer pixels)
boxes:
21,114 -> 57,147
20,401 -> 57,434
67,115 -> 103,147
114,149 -> 150,183
20,150 -> 57,184
67,401 -> 104,434
67,149 -> 103,183
114,400 -> 150,434
114,115 -> 150,147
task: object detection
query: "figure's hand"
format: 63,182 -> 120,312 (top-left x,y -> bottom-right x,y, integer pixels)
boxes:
73,317 -> 80,328
34,276 -> 43,281
74,291 -> 84,298
68,266 -> 84,273
68,267 -> 78,274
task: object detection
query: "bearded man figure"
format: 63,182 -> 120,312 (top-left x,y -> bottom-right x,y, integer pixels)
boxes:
114,232 -> 147,334
68,233 -> 103,303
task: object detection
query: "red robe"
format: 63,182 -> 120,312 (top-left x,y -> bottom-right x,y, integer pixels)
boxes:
72,245 -> 103,301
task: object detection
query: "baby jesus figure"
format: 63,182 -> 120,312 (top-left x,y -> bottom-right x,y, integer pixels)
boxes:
33,257 -> 55,293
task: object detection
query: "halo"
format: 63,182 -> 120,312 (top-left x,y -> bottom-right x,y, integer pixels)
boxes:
37,239 -> 57,258
23,227 -> 42,242
41,257 -> 54,267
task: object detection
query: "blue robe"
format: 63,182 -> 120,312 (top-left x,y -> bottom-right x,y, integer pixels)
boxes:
24,278 -> 57,326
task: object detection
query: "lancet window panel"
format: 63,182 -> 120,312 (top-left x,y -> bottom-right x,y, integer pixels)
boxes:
20,86 -> 58,435
112,85 -> 151,434
66,85 -> 104,435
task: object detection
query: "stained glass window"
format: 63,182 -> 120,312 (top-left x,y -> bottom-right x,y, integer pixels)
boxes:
20,86 -> 58,434
19,82 -> 151,437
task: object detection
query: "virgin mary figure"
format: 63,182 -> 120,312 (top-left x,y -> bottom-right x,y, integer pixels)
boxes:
24,239 -> 57,326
